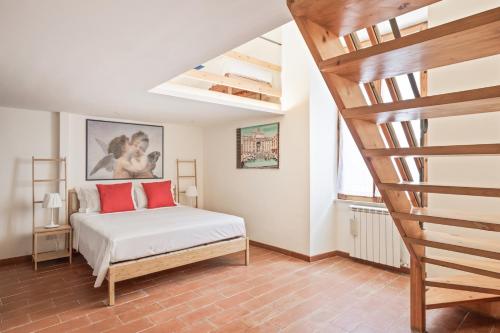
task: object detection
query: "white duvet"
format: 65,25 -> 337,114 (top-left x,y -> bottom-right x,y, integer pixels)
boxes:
70,206 -> 246,287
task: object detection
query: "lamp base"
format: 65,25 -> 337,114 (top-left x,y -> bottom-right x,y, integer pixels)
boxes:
44,222 -> 60,229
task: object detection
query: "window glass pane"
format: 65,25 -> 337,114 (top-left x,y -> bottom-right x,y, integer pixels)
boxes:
380,80 -> 392,103
337,118 -> 374,197
394,72 -> 421,100
392,122 -> 409,147
411,120 -> 421,147
405,157 -> 420,182
359,83 -> 372,105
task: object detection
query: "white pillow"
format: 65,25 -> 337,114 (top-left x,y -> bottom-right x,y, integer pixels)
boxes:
75,187 -> 88,213
75,186 -> 101,213
84,187 -> 101,212
133,185 -> 148,209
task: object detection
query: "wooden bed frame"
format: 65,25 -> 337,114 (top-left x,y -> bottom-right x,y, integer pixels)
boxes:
67,189 -> 249,305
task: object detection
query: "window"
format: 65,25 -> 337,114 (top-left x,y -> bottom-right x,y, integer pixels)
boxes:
337,72 -> 427,202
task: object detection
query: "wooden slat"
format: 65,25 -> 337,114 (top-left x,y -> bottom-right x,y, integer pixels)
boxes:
405,230 -> 500,260
183,70 -> 281,98
320,7 -> 500,82
34,225 -> 72,234
393,207 -> 500,232
422,255 -> 500,279
379,181 -> 500,197
33,158 -> 66,162
33,179 -> 66,183
224,51 -> 281,72
425,274 -> 500,296
34,199 -> 66,205
364,144 -> 500,157
34,250 -> 70,262
426,287 -> 500,309
343,86 -> 500,123
287,0 -> 439,37
111,237 -> 247,282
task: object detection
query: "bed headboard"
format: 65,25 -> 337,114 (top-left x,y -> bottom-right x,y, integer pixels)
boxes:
67,184 -> 177,223
68,189 -> 79,222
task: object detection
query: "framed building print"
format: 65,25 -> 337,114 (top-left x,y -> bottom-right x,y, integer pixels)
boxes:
237,122 -> 279,169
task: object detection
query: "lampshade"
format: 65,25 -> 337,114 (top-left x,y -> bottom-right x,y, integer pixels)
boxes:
42,193 -> 62,208
185,185 -> 198,198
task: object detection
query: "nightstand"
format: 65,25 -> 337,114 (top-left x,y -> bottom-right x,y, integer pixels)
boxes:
33,224 -> 72,270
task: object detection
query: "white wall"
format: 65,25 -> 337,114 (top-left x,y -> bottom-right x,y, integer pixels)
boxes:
0,109 -> 204,259
309,58 -> 338,256
426,0 -> 500,276
61,113 -> 204,207
0,107 -> 59,259
203,21 -> 311,255
203,21 -> 338,256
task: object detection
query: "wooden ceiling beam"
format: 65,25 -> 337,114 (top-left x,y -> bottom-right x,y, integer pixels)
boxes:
183,70 -> 281,98
224,51 -> 281,72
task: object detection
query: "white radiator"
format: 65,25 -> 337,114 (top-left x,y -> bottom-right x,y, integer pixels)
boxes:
349,205 -> 409,269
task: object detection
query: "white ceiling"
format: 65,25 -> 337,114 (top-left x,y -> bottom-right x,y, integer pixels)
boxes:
0,1 -> 291,125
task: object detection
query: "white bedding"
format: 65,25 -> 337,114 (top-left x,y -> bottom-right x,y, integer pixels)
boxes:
70,206 -> 246,287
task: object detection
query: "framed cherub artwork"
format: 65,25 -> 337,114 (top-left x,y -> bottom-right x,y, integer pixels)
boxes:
86,119 -> 164,180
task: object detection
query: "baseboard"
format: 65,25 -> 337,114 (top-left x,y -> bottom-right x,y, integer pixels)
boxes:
331,250 -> 409,273
0,254 -> 31,267
249,240 -> 337,262
309,250 -> 338,262
249,240 -> 409,274
249,240 -> 311,262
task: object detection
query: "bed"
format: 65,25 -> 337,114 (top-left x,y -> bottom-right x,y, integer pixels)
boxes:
67,189 -> 249,305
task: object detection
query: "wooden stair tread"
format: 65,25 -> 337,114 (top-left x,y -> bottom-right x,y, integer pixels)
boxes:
287,0 -> 438,37
364,143 -> 500,157
422,255 -> 500,279
426,286 -> 500,309
379,181 -> 500,197
405,230 -> 500,260
320,7 -> 500,82
393,207 -> 500,232
343,85 -> 500,123
425,274 -> 500,295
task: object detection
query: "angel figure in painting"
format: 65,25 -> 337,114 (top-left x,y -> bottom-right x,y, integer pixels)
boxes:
89,131 -> 161,179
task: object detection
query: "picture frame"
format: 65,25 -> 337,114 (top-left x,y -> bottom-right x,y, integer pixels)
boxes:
86,119 -> 164,180
236,122 -> 279,169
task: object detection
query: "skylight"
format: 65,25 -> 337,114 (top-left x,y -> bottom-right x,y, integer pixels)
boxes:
150,27 -> 283,114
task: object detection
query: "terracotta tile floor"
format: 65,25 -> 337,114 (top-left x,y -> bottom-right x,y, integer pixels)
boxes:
0,246 -> 498,333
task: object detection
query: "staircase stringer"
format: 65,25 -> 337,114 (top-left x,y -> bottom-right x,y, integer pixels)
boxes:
292,14 -> 427,331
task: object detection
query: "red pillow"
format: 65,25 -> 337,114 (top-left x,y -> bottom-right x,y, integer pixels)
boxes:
142,181 -> 176,208
96,182 -> 135,214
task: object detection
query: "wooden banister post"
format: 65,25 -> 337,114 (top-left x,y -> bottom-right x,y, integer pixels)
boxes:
411,258 -> 426,332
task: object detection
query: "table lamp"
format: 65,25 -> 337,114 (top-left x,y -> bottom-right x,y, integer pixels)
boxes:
42,192 -> 62,228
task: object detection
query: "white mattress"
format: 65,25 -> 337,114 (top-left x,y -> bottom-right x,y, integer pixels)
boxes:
70,206 -> 246,287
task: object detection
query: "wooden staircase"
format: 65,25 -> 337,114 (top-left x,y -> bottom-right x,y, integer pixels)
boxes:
287,0 -> 500,331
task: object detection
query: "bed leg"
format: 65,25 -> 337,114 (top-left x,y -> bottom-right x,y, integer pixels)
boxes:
108,273 -> 115,306
245,238 -> 250,266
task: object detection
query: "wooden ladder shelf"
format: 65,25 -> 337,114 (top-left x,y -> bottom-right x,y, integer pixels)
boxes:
287,0 -> 500,331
